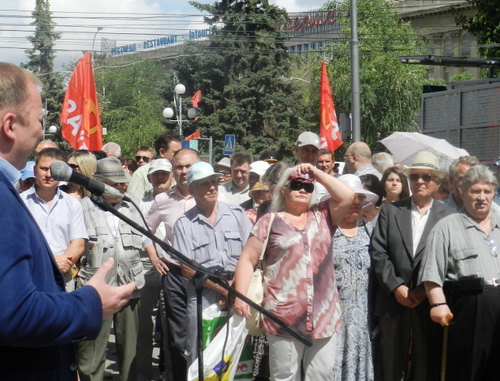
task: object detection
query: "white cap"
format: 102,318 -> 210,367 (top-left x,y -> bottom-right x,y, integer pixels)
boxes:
148,158 -> 172,175
187,161 -> 222,186
249,160 -> 270,178
216,157 -> 231,169
295,131 -> 320,149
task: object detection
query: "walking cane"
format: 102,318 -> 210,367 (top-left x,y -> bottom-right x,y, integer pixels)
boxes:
440,313 -> 454,381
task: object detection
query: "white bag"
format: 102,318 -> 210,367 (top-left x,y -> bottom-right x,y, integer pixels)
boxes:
187,315 -> 249,381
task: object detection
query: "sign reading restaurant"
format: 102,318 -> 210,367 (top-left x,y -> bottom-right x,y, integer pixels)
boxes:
110,28 -> 212,56
109,10 -> 337,56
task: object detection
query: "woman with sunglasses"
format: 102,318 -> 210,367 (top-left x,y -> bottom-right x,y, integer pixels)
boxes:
63,150 -> 97,200
234,163 -> 354,381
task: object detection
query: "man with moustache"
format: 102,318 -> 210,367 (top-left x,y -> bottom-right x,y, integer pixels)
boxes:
77,157 -> 157,381
371,151 -> 453,380
419,165 -> 500,380
172,161 -> 252,366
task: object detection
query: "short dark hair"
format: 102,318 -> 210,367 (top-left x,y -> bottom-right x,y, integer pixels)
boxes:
35,148 -> 65,164
318,149 -> 334,159
230,152 -> 252,168
153,131 -> 182,155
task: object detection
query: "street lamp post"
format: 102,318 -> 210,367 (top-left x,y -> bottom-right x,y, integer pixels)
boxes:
162,83 -> 197,136
91,27 -> 103,60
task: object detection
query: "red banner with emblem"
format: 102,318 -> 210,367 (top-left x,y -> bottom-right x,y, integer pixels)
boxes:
319,60 -> 342,152
60,52 -> 103,150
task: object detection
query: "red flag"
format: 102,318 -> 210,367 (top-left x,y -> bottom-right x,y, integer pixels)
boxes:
185,131 -> 201,141
60,52 -> 103,150
319,60 -> 342,152
191,90 -> 202,108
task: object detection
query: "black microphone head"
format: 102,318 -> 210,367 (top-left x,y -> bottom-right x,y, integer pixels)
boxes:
50,160 -> 73,181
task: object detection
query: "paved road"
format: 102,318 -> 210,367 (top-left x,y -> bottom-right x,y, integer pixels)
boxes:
104,330 -> 162,380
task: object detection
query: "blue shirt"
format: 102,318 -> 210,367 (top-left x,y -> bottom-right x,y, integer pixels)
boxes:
172,201 -> 252,272
0,157 -> 21,184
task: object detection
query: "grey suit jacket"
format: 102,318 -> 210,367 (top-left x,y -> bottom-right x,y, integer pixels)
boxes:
371,198 -> 453,318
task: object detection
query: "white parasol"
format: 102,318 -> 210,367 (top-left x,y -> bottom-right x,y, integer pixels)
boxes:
380,131 -> 469,171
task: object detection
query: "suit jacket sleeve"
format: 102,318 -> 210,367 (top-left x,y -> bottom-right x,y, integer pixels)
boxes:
0,180 -> 102,347
371,203 -> 406,295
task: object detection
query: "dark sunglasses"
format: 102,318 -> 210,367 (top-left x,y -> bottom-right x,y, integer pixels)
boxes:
289,180 -> 314,193
409,173 -> 434,182
135,156 -> 150,163
68,163 -> 79,170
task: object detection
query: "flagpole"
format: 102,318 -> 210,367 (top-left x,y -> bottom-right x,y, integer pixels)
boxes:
350,0 -> 361,142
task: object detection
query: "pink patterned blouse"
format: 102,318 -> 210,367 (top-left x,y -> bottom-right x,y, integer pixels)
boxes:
253,201 -> 342,339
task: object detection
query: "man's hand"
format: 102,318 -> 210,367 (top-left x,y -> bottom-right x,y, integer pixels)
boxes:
393,285 -> 414,307
151,257 -> 169,276
409,288 -> 427,307
430,304 -> 453,326
87,258 -> 136,320
55,255 -> 73,274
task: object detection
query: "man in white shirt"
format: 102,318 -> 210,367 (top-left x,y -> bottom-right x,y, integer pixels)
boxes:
21,147 -> 87,291
218,151 -> 252,205
371,151 -> 453,380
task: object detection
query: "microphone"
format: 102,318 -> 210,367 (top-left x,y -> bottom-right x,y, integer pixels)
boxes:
50,161 -> 131,201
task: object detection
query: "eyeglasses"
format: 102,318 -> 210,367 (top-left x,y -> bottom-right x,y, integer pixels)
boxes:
135,156 -> 151,163
409,173 -> 434,182
289,180 -> 314,193
68,163 -> 79,170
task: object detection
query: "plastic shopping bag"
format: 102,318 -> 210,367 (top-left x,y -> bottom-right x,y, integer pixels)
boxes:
188,314 -> 252,381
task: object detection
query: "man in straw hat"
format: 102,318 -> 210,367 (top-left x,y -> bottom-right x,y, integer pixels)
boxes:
419,165 -> 500,380
77,157 -> 158,381
371,151 -> 454,380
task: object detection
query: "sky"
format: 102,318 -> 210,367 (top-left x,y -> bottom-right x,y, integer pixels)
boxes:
0,0 -> 327,71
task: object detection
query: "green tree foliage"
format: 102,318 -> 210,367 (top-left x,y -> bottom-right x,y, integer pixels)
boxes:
22,0 -> 64,128
454,0 -> 500,60
170,0 -> 313,161
315,0 -> 443,146
94,60 -> 170,158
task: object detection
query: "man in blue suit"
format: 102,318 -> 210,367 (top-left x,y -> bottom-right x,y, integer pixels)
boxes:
0,62 -> 136,380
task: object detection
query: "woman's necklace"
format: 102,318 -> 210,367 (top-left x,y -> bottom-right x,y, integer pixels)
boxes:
338,220 -> 359,239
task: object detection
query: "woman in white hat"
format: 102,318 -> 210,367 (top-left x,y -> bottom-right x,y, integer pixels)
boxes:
333,174 -> 379,381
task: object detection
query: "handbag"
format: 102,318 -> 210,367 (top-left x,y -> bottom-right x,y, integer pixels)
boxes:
246,212 -> 275,336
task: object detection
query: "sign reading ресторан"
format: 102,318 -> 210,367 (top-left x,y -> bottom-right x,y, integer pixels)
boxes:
110,28 -> 212,56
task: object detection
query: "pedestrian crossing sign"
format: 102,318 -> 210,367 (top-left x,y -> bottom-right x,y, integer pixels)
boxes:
223,134 -> 236,155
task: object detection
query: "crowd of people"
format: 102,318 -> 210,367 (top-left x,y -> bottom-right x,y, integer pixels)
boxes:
1,62 -> 500,381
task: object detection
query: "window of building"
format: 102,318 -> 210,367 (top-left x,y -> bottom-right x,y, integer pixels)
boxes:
462,34 -> 471,55
444,37 -> 453,56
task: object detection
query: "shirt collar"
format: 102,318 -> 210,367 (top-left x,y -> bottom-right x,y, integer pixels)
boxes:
0,157 -> 21,184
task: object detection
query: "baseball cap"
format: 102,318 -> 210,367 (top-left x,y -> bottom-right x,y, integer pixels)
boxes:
148,158 -> 172,175
295,132 -> 320,149
20,161 -> 35,181
187,161 -> 222,186
249,160 -> 270,178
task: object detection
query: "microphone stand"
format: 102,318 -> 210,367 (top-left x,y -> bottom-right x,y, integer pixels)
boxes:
89,195 -> 313,380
